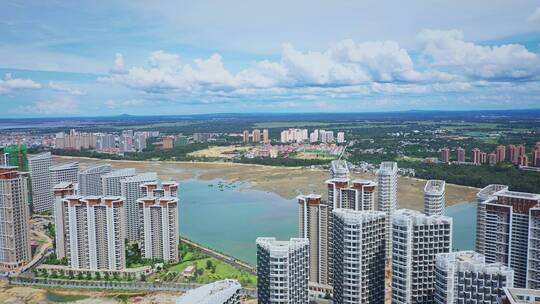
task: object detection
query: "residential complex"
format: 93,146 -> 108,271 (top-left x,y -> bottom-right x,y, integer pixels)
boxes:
53,182 -> 76,259
256,237 -> 309,304
332,208 -> 386,304
176,279 -> 241,304
391,209 -> 452,304
434,251 -> 514,304
297,194 -> 330,286
28,152 -> 53,212
0,167 -> 31,270
63,196 -> 126,270
121,173 -> 158,241
138,186 -> 179,262
79,164 -> 112,196
101,168 -> 136,196
475,187 -> 540,288
424,179 -> 446,216
377,161 -> 398,260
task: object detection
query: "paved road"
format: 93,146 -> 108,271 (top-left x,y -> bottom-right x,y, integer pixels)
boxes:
9,277 -> 257,297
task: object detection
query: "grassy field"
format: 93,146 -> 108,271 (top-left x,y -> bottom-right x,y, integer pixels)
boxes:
148,243 -> 257,288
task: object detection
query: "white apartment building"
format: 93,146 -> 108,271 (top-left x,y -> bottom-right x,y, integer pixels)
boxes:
280,128 -> 308,143
176,279 -> 241,304
475,184 -> 509,254
138,196 -> 178,263
297,194 -> 330,286
53,182 -> 76,259
340,179 -> 377,211
256,237 -> 309,304
475,187 -> 540,289
121,173 -> 158,241
377,161 -> 398,260
424,180 -> 446,216
63,196 -> 126,270
101,168 -> 136,196
28,152 -> 53,212
332,208 -> 386,304
434,251 -> 514,304
79,164 -> 112,196
392,209 -> 452,304
337,132 -> 345,143
309,130 -> 319,143
0,167 -> 31,270
50,162 -> 79,186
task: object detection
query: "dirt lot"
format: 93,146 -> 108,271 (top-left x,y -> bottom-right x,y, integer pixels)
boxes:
187,145 -> 250,159
57,156 -> 478,210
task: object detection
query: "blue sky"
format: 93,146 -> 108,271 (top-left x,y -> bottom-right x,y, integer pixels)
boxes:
1,0 -> 540,117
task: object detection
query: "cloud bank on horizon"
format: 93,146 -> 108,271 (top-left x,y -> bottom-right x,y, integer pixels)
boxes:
1,0 -> 540,116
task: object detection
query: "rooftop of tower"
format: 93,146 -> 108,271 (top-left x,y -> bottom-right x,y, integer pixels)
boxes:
424,180 -> 445,195
176,279 -> 241,304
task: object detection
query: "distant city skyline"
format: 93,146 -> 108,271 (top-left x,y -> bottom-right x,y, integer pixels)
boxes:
1,0 -> 540,117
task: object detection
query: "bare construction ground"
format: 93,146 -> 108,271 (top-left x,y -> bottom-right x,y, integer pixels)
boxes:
56,156 -> 478,209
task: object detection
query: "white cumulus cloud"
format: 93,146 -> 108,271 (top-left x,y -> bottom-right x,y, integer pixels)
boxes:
48,81 -> 86,95
417,29 -> 540,80
15,97 -> 79,115
0,73 -> 41,94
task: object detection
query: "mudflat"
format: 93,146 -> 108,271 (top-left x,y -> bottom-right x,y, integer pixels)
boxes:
57,156 -> 478,210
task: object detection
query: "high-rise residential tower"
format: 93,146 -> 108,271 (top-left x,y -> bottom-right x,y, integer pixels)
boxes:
138,195 -> 178,263
440,148 -> 450,163
252,129 -> 261,143
297,194 -> 330,285
391,209 -> 452,304
63,196 -> 126,270
332,208 -> 386,304
330,160 -> 350,179
475,184 -> 509,255
0,167 -> 31,270
79,164 -> 112,196
424,180 -> 446,216
256,237 -> 309,304
101,168 -> 136,196
53,182 -> 76,259
434,251 -> 514,304
340,179 -> 377,211
121,173 -> 158,241
28,152 -> 53,212
496,145 -> 506,163
141,181 -> 178,198
475,188 -> 540,288
262,129 -> 269,144
473,148 -> 482,164
50,162 -> 79,186
377,161 -> 398,260
457,147 -> 466,162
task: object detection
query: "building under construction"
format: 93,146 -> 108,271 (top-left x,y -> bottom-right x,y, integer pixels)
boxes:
0,144 -> 29,172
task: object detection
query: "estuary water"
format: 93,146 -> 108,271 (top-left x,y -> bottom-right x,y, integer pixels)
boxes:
179,179 -> 476,265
